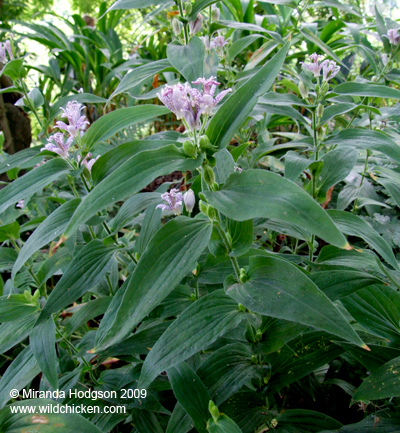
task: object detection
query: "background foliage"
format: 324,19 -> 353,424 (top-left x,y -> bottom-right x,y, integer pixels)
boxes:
1,0 -> 400,432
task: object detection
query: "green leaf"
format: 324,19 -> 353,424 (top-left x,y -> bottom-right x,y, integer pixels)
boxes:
284,151 -> 312,182
0,248 -> 18,272
317,147 -> 358,195
341,285 -> 400,344
327,210 -> 399,270
326,129 -> 400,165
0,294 -> 39,322
64,145 -> 203,238
92,138 -> 176,185
0,158 -> 71,214
139,290 -> 246,388
80,105 -> 170,150
207,414 -> 243,433
353,356 -> 400,402
310,270 -> 383,301
228,35 -> 265,60
106,0 -> 165,12
320,103 -> 356,125
131,409 -> 164,433
65,297 -> 111,336
0,399 -> 104,432
227,219 -> 253,257
12,199 -> 80,281
206,42 -> 290,150
225,256 -> 366,347
168,363 -> 211,433
333,82 -> 400,99
197,343 -> 259,405
167,37 -> 205,83
135,204 -> 161,255
95,218 -> 212,350
277,409 -> 343,432
166,403 -> 193,433
0,221 -> 20,242
204,170 -> 349,249
299,27 -> 346,67
375,5 -> 390,52
265,331 -> 344,394
189,0 -> 219,19
0,315 -> 38,355
2,59 -> 27,80
109,59 -> 172,99
0,145 -> 43,175
0,346 -> 40,409
37,240 -> 118,323
30,318 -> 59,390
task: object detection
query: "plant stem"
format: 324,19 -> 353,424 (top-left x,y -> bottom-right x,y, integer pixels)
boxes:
178,0 -> 189,44
216,224 -> 241,282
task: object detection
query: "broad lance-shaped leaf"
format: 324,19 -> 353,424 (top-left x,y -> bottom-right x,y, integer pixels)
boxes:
30,318 -> 59,390
204,170 -> 349,249
224,256 -> 367,348
0,158 -> 71,214
327,210 -> 398,270
0,346 -> 40,409
353,356 -> 400,402
139,290 -> 247,389
0,145 -> 42,175
106,0 -> 165,12
80,105 -> 170,150
206,41 -> 290,149
63,145 -> 203,238
37,240 -> 118,323
167,37 -> 205,83
0,399 -> 104,432
12,199 -> 80,280
168,363 -> 211,433
109,59 -> 173,100
333,82 -> 400,99
324,129 -> 400,164
95,217 -> 212,351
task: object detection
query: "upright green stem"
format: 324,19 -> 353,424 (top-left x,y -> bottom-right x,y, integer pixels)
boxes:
178,0 -> 189,44
309,110 -> 319,263
352,150 -> 370,213
215,224 -> 241,282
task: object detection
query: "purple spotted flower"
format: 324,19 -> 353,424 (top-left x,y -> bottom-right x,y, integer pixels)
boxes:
321,60 -> 340,81
384,29 -> 400,45
41,133 -> 73,159
158,78 -> 232,130
156,188 -> 183,215
55,101 -> 89,138
0,40 -> 12,64
78,153 -> 100,172
210,36 -> 228,49
300,53 -> 325,77
192,76 -> 232,115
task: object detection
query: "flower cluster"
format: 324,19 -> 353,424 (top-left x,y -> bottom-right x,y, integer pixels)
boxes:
300,53 -> 340,81
384,29 -> 400,45
201,35 -> 228,51
157,188 -> 195,215
157,77 -> 231,131
78,153 -> 100,173
0,40 -> 12,64
42,101 -> 88,159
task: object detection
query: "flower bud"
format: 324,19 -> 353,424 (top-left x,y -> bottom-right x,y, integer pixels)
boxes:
211,6 -> 220,22
189,13 -> 203,35
199,134 -> 211,150
207,156 -> 216,167
203,164 -> 215,186
316,103 -> 324,118
207,205 -> 216,220
24,290 -> 33,302
209,401 -> 219,423
199,200 -> 208,215
185,2 -> 192,15
183,189 -> 195,212
33,290 -> 40,301
172,18 -> 181,36
255,329 -> 263,342
238,303 -> 247,312
298,80 -> 308,99
319,81 -> 329,98
239,268 -> 249,283
371,75 -> 378,82
183,140 -> 196,157
271,419 -> 278,428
